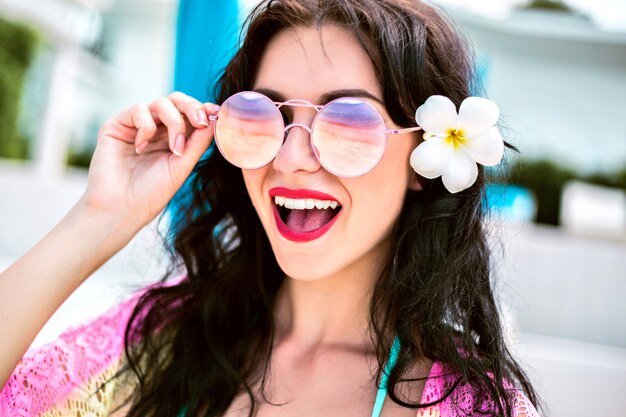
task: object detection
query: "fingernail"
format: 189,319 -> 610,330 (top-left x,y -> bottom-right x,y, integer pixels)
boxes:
135,141 -> 149,154
173,133 -> 185,156
197,109 -> 208,127
208,104 -> 220,113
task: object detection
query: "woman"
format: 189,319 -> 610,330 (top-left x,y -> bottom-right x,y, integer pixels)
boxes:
0,0 -> 540,416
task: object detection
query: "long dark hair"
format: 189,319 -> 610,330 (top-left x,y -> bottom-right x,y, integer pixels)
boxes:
115,1 -> 540,416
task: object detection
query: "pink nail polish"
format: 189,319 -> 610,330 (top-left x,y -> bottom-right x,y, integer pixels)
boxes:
135,141 -> 149,154
173,134 -> 185,156
197,109 -> 208,127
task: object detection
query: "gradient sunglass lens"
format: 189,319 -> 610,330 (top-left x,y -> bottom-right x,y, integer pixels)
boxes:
311,98 -> 386,177
214,92 -> 284,169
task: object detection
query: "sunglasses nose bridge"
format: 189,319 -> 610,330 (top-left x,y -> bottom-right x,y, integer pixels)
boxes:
272,119 -> 322,175
280,101 -> 318,142
283,123 -> 312,135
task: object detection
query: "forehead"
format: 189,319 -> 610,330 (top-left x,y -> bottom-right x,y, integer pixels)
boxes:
253,24 -> 382,101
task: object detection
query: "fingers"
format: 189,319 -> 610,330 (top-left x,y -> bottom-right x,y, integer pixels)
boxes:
170,123 -> 214,182
131,104 -> 157,153
104,102 -> 172,153
168,91 -> 210,130
166,103 -> 219,182
148,92 -> 212,156
178,103 -> 219,162
103,92 -> 217,160
99,106 -> 152,147
148,97 -> 189,156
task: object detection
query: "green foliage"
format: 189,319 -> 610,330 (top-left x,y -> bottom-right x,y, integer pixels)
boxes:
525,0 -> 571,12
0,16 -> 38,159
66,147 -> 94,169
584,170 -> 626,192
66,119 -> 102,169
508,160 -> 574,225
508,159 -> 626,225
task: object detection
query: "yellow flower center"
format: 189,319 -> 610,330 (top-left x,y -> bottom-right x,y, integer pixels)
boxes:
445,128 -> 466,149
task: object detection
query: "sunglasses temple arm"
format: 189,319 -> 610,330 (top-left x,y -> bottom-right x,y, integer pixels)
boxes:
385,126 -> 422,135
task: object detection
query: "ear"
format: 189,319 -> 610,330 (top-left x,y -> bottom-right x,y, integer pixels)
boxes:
408,171 -> 424,192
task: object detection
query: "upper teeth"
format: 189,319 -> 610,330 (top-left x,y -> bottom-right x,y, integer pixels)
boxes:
274,196 -> 339,210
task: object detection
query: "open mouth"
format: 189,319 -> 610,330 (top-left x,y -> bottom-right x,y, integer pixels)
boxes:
274,196 -> 342,233
269,189 -> 343,242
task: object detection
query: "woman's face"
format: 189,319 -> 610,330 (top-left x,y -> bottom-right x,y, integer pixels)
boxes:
243,24 -> 419,282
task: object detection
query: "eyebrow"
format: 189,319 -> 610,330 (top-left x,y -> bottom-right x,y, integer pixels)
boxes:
253,87 -> 384,106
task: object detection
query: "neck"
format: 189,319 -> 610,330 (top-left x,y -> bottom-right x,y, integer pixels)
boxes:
273,251 -> 387,350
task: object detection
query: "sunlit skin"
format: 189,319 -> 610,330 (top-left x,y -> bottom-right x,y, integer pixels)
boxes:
0,21 -> 427,417
225,25 -> 427,416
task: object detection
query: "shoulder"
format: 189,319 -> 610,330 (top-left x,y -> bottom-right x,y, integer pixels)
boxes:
419,362 -> 540,417
0,294 -> 140,417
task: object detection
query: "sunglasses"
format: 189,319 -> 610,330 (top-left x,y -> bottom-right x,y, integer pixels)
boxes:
208,91 -> 422,177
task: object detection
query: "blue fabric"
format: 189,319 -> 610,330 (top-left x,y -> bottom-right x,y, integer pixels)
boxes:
168,0 -> 240,230
174,0 -> 240,102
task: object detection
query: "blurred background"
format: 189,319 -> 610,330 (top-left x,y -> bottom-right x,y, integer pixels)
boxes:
0,0 -> 624,415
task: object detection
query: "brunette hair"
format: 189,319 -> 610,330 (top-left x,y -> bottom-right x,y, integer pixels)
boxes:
115,1 -> 540,416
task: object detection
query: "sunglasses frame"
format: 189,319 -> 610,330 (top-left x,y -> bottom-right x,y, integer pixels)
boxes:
208,91 -> 422,177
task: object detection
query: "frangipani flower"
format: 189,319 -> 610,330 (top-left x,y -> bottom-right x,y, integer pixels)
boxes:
409,95 -> 504,193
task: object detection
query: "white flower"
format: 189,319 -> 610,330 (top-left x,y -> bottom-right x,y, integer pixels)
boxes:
409,95 -> 504,193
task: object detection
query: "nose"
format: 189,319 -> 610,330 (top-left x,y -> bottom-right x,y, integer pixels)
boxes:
272,118 -> 322,176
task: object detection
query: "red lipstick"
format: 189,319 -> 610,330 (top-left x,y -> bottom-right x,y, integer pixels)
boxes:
269,187 -> 342,243
269,187 -> 338,201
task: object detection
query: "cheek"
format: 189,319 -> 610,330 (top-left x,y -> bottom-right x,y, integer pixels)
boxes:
378,138 -> 416,188
348,158 -> 411,222
242,169 -> 266,211
399,137 -> 420,188
351,138 -> 416,218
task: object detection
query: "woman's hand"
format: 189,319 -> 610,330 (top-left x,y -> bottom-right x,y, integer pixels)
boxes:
80,92 -> 217,232
0,92 -> 217,385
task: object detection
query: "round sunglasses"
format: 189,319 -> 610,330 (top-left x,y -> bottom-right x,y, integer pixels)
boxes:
208,91 -> 422,177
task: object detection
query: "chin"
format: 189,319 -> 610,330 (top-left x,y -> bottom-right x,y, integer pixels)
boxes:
272,251 -> 338,282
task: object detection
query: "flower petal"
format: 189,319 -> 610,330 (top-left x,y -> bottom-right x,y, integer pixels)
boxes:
415,95 -> 458,136
410,136 -> 453,179
457,97 -> 499,136
441,149 -> 478,193
463,126 -> 504,166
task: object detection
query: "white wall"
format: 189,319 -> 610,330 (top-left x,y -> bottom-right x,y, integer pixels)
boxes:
101,0 -> 177,110
449,8 -> 626,175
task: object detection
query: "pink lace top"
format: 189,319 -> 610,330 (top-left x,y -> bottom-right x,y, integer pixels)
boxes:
0,294 -> 539,417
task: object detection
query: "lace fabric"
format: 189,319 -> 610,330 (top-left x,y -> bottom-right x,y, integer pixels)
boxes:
0,293 -> 539,417
425,362 -> 540,417
0,295 -> 138,417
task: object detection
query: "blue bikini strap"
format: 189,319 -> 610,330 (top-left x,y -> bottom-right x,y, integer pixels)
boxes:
371,335 -> 401,417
